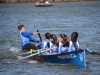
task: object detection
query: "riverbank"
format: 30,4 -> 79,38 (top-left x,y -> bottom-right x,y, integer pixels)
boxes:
0,0 -> 99,3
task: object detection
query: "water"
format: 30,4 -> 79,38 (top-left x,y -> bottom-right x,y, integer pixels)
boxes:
0,1 -> 100,75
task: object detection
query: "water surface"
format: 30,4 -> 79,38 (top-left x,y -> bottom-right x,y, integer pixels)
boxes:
0,1 -> 100,75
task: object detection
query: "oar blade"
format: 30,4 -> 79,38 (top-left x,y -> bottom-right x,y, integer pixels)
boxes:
86,49 -> 100,55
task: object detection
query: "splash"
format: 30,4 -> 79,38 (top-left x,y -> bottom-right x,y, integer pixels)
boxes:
9,47 -> 21,54
17,56 -> 24,59
27,60 -> 38,64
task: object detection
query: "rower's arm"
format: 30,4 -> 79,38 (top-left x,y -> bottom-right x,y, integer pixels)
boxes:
21,32 -> 39,43
29,36 -> 39,43
37,42 -> 43,47
21,32 -> 33,37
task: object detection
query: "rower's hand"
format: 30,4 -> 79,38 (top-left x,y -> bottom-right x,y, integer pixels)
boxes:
33,31 -> 39,34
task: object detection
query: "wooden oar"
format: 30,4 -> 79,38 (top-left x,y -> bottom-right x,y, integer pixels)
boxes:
86,48 -> 100,55
78,48 -> 100,55
17,52 -> 40,61
16,52 -> 31,56
9,48 -> 52,63
17,49 -> 39,56
8,51 -> 40,63
16,48 -> 50,56
37,30 -> 42,42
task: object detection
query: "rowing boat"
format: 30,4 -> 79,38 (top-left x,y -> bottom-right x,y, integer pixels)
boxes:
31,50 -> 86,67
35,3 -> 53,7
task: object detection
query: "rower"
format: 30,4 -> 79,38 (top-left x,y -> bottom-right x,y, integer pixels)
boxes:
45,34 -> 58,55
37,32 -> 51,49
18,25 -> 39,51
69,32 -> 79,52
57,34 -> 70,54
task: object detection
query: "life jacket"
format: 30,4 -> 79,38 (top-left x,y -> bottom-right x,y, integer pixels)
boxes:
42,40 -> 50,49
58,42 -> 69,54
58,42 -> 62,54
69,41 -> 79,52
47,42 -> 57,54
40,40 -> 50,55
20,32 -> 30,49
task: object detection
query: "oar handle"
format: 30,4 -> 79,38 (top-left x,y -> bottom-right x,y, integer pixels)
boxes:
37,30 -> 42,42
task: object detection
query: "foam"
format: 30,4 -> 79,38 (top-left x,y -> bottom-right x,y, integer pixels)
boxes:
9,47 -> 21,54
27,60 -> 38,64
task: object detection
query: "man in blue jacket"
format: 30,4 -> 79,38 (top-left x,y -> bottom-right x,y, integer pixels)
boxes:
18,25 -> 39,51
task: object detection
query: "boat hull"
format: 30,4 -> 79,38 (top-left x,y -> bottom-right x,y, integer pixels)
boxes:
40,50 -> 86,67
30,55 -> 43,61
35,4 -> 53,7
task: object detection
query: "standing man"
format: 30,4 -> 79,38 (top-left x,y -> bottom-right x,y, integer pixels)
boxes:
18,25 -> 39,51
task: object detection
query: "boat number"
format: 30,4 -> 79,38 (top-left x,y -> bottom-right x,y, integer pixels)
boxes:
79,53 -> 83,61
57,53 -> 76,59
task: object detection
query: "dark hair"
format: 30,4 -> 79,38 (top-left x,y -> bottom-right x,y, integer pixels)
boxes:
59,34 -> 67,42
50,34 -> 57,44
71,32 -> 78,50
59,34 -> 70,47
45,32 -> 50,39
18,25 -> 24,30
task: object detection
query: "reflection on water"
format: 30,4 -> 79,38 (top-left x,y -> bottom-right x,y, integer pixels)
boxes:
0,1 -> 100,75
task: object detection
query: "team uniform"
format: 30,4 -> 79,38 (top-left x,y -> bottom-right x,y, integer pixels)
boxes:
47,42 -> 58,55
37,40 -> 50,55
20,31 -> 39,50
58,42 -> 69,54
69,41 -> 79,52
37,40 -> 50,49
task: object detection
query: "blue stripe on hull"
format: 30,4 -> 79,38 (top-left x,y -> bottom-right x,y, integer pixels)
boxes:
40,50 -> 86,67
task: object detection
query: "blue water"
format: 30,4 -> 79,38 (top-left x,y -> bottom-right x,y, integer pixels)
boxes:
0,1 -> 100,75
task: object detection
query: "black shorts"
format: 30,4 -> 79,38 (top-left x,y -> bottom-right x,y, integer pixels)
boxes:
24,43 -> 40,51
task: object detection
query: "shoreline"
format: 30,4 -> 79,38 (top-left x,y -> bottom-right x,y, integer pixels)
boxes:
0,0 -> 100,3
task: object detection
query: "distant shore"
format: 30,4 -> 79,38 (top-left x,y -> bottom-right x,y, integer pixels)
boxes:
0,0 -> 100,3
